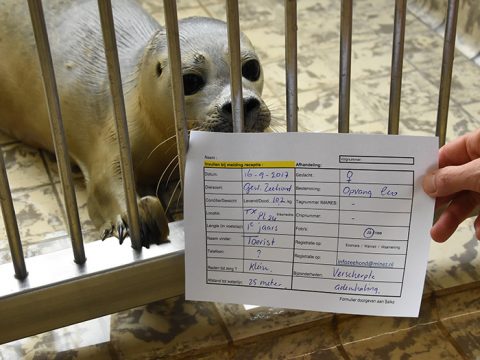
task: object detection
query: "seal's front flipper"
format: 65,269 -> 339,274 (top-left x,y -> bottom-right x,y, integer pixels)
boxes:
137,196 -> 170,248
98,197 -> 169,248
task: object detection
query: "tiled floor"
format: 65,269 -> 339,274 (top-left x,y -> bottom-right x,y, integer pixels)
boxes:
1,0 -> 480,358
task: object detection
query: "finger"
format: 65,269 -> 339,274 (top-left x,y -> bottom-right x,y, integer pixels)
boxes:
423,158 -> 480,197
439,129 -> 480,168
430,191 -> 479,242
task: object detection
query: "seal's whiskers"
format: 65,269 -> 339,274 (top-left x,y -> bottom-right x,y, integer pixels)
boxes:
165,162 -> 179,191
166,179 -> 181,213
156,154 -> 179,198
146,133 -> 177,161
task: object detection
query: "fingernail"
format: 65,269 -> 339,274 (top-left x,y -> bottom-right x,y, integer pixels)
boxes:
423,173 -> 437,194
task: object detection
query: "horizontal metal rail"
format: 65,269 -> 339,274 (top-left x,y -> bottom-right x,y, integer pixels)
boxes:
0,221 -> 185,344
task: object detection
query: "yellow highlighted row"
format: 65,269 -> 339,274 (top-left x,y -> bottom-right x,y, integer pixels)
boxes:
204,160 -> 295,168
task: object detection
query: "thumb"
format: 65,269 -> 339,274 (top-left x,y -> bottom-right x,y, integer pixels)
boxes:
423,158 -> 480,197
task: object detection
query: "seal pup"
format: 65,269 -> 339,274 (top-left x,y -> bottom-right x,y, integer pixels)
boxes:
0,0 -> 271,247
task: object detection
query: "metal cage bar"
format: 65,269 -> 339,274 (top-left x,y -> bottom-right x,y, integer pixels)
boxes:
436,0 -> 459,147
285,0 -> 298,132
0,148 -> 27,279
27,0 -> 86,264
163,0 -> 189,187
226,0 -> 244,133
97,0 -> 142,249
339,0 -> 352,133
388,0 -> 407,135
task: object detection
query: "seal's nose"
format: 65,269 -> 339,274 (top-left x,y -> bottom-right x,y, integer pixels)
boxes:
244,98 -> 260,116
221,102 -> 232,115
221,97 -> 260,119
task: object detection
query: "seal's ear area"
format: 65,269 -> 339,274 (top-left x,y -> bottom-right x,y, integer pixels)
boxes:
183,73 -> 205,96
156,63 -> 162,77
242,59 -> 261,82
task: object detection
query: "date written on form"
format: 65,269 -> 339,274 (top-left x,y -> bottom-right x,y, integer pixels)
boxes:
185,132 -> 437,317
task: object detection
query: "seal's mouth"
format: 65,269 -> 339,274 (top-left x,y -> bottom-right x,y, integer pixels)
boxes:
192,100 -> 271,133
195,109 -> 271,132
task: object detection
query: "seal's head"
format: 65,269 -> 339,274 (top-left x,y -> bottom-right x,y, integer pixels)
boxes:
139,17 -> 271,134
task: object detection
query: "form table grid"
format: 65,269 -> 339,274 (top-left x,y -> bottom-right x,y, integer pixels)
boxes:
203,160 -> 413,298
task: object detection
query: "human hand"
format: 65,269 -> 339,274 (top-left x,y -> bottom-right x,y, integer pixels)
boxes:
422,129 -> 480,242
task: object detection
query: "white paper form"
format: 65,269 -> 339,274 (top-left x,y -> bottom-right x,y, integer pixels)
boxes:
185,132 -> 438,317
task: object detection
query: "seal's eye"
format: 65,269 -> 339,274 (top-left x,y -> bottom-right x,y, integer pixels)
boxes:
183,74 -> 205,96
242,59 -> 261,82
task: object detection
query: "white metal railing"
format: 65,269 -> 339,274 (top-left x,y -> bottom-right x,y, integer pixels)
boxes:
0,0 -> 458,344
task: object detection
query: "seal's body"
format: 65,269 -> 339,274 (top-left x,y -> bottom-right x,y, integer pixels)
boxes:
0,0 -> 270,246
